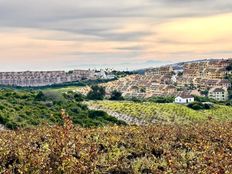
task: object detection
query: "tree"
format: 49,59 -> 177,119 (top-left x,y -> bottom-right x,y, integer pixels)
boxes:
201,90 -> 209,96
187,102 -> 213,110
226,63 -> 232,71
87,85 -> 106,100
177,71 -> 183,77
140,88 -> 146,93
227,87 -> 232,100
148,96 -> 174,103
34,91 -> 46,101
74,93 -> 85,102
109,90 -> 124,101
35,91 -> 65,102
63,91 -> 85,102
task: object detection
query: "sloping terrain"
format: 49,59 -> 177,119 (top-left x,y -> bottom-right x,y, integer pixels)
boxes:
0,90 -> 124,129
88,101 -> 232,124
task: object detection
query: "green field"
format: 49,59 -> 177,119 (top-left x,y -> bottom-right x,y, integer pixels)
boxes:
89,101 -> 232,123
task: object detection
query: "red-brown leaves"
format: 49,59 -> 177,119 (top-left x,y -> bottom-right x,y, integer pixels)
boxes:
0,120 -> 231,173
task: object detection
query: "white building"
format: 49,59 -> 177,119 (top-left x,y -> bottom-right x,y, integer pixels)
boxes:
208,87 -> 229,101
175,94 -> 195,104
171,75 -> 177,83
95,70 -> 116,80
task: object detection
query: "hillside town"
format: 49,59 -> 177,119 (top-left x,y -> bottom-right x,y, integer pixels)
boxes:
101,59 -> 232,101
0,59 -> 231,102
0,69 -> 115,87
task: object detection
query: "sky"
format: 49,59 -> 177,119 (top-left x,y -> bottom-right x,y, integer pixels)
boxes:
0,0 -> 232,71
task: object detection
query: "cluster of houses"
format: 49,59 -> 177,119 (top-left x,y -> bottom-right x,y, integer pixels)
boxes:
177,59 -> 231,89
101,74 -> 176,98
101,59 -> 232,103
175,87 -> 229,104
0,69 -> 115,87
2,59 -> 230,103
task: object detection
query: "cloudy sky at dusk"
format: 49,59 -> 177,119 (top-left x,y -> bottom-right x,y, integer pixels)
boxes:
0,0 -> 232,71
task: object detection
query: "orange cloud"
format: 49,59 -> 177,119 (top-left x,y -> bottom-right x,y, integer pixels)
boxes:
141,13 -> 232,60
0,12 -> 232,69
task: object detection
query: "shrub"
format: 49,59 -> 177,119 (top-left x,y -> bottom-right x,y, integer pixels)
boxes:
88,110 -> 108,119
5,121 -> 18,129
0,90 -> 124,129
74,93 -> 85,102
35,91 -> 65,102
0,121 -> 231,173
148,96 -> 174,103
0,105 -> 5,110
87,85 -> 106,100
109,90 -> 124,101
0,115 -> 8,124
187,102 -> 213,110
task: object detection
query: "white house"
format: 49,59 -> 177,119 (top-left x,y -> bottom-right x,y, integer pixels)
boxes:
171,75 -> 177,83
175,94 -> 194,104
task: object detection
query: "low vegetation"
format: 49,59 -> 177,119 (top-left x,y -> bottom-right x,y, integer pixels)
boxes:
147,96 -> 175,103
0,90 -> 125,129
187,102 -> 213,110
0,113 -> 231,173
86,85 -> 106,100
109,90 -> 124,101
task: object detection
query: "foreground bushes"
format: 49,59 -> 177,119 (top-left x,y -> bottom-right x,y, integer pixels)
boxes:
0,114 -> 231,173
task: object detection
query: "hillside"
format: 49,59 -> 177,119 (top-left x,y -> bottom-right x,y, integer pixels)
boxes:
0,90 -> 125,129
88,101 -> 232,124
137,58 -> 225,72
0,116 -> 231,173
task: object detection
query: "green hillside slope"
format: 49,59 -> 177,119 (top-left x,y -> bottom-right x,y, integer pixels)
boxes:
0,90 -> 124,129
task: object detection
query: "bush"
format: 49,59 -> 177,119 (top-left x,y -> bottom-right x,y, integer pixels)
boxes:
88,110 -> 108,119
0,90 -> 124,129
87,85 -> 106,100
187,102 -> 213,110
5,121 -> 18,129
0,105 -> 5,110
74,93 -> 85,102
0,115 -> 8,124
0,121 -> 231,173
193,95 -> 212,102
34,91 -> 46,101
35,91 -> 65,102
226,63 -> 232,71
148,96 -> 174,103
130,97 -> 143,103
109,90 -> 124,101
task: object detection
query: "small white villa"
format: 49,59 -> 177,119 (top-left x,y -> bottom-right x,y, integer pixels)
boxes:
175,94 -> 194,104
